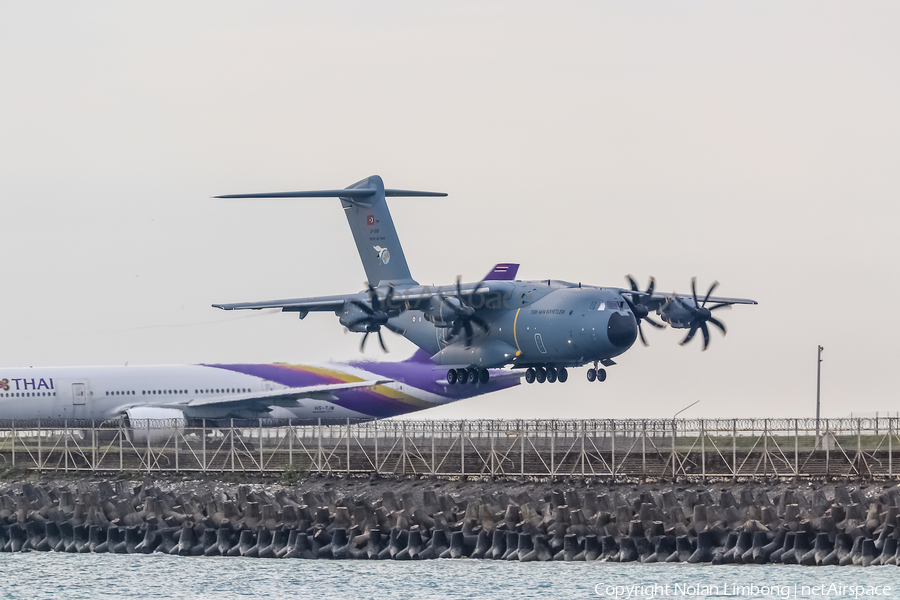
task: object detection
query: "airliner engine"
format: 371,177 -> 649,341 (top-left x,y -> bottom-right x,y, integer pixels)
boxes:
123,407 -> 186,444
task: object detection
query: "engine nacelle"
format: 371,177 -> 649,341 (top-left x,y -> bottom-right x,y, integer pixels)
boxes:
658,298 -> 695,329
420,296 -> 462,328
124,407 -> 186,444
337,301 -> 373,332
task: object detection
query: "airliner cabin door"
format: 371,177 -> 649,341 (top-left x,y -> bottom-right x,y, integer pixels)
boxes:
72,383 -> 86,405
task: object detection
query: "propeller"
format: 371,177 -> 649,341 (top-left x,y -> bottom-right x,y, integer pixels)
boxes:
679,277 -> 733,351
347,284 -> 405,353
442,276 -> 491,347
623,275 -> 666,346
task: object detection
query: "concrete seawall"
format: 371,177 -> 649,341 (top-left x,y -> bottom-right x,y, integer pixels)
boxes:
1,475 -> 900,565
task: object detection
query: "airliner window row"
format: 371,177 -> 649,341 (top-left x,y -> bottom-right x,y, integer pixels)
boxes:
101,388 -> 251,396
3,392 -> 56,397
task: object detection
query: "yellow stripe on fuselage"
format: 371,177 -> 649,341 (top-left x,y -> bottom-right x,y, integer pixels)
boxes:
513,308 -> 522,352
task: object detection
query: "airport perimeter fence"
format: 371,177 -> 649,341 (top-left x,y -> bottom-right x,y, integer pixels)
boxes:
0,418 -> 898,481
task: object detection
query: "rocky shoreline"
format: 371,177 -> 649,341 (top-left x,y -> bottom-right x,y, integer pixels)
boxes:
0,474 -> 898,565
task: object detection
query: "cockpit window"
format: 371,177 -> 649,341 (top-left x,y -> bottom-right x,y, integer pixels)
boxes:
589,301 -> 599,310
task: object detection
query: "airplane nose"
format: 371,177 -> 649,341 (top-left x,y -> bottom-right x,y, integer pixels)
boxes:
608,312 -> 638,348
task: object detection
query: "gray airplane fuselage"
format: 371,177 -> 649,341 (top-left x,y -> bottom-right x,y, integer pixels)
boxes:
386,280 -> 637,369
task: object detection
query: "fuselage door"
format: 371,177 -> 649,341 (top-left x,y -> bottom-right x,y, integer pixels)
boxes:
72,383 -> 86,405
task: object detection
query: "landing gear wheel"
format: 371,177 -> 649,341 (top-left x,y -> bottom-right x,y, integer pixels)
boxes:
479,369 -> 490,385
586,368 -> 596,382
446,369 -> 457,385
546,367 -> 557,383
597,368 -> 607,382
558,367 -> 568,383
536,367 -> 547,384
525,368 -> 536,384
457,369 -> 469,384
468,368 -> 479,384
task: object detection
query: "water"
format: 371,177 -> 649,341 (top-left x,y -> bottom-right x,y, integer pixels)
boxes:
0,554 -> 897,599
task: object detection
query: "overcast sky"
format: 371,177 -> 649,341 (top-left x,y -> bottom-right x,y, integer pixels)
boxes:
2,2 -> 898,421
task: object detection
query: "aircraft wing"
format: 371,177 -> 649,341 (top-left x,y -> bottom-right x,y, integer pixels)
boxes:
212,292 -> 356,313
630,292 -> 758,311
181,379 -> 391,409
212,282 -> 515,312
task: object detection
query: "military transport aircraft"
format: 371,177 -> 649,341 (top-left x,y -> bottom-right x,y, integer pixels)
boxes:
214,176 -> 757,386
0,351 -> 520,439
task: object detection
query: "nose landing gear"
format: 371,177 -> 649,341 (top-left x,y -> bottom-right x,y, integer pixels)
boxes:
586,362 -> 607,382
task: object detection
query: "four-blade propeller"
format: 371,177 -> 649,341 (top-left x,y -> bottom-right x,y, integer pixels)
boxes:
623,275 -> 666,346
442,276 -> 491,347
348,284 -> 405,352
679,278 -> 733,351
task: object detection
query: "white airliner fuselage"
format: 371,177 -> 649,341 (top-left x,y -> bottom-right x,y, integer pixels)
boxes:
0,351 -> 520,423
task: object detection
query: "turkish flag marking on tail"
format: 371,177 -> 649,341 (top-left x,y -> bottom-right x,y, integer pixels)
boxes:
367,215 -> 375,225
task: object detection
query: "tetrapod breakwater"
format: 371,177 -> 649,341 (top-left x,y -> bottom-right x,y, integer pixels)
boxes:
1,475 -> 900,566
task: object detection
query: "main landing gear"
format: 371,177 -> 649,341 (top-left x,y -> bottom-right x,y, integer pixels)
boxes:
524,366 -> 569,384
586,361 -> 607,383
446,367 -> 490,385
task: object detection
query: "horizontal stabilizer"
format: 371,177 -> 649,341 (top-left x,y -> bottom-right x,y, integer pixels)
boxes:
216,189 -> 446,199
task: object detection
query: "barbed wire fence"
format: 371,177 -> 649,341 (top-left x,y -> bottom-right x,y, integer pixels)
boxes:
0,418 -> 897,481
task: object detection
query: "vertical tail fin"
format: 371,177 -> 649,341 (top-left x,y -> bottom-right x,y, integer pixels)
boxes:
216,175 -> 446,286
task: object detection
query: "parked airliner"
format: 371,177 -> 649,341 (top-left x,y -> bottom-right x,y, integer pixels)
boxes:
0,350 -> 520,425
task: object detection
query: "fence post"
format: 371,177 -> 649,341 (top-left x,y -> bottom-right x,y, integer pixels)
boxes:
37,419 -> 42,472
611,419 -> 616,478
402,421 -> 407,475
460,421 -> 465,476
258,419 -> 263,473
288,419 -> 293,468
641,420 -> 647,478
794,419 -> 799,476
91,420 -> 97,471
147,420 -> 152,474
230,419 -> 235,472
581,421 -> 586,477
700,419 -> 706,483
64,420 -> 68,473
520,422 -> 525,476
890,418 -> 893,478
763,419 -> 768,477
825,419 -> 830,478
347,419 -> 351,475
431,421 -> 436,475
857,418 -> 862,477
317,418 -> 323,473
175,419 -> 179,473
550,422 -> 556,478
491,421 -> 496,477
671,419 -> 677,481
202,419 -> 206,472
119,418 -> 123,472
10,420 -> 14,469
731,419 -> 737,481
